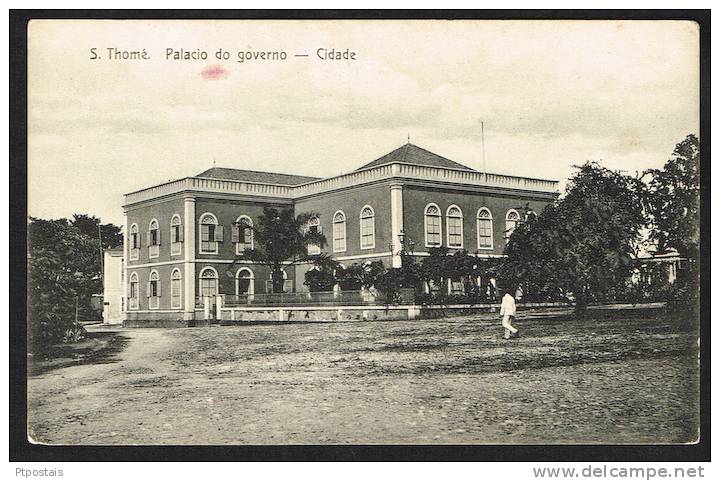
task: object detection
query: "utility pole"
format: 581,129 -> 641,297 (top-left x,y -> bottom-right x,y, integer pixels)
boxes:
481,121 -> 486,175
98,223 -> 104,280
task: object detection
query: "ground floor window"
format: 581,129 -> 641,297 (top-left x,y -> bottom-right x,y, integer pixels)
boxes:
171,269 -> 182,308
235,267 -> 255,301
199,267 -> 218,297
148,271 -> 161,309
129,273 -> 139,310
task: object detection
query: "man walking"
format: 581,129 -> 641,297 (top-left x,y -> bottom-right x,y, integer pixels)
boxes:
500,288 -> 519,340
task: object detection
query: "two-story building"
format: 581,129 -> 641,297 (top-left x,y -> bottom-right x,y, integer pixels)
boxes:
122,143 -> 559,326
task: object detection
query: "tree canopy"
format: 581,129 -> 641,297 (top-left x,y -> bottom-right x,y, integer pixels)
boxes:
644,134 -> 700,260
28,215 -> 122,351
234,207 -> 328,293
503,162 -> 646,313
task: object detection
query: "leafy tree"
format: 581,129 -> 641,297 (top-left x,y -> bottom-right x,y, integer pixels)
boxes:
644,134 -> 700,316
503,162 -> 646,315
420,247 -> 451,295
335,264 -> 365,291
70,214 -> 123,250
234,207 -> 327,293
361,261 -> 387,289
28,217 -> 107,351
304,257 -> 339,292
644,134 -> 700,261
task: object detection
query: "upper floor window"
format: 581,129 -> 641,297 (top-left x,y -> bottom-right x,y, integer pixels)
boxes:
477,208 -> 493,249
170,215 -> 183,255
360,206 -> 375,250
505,209 -> 520,242
129,272 -> 139,310
333,211 -> 346,253
170,269 -> 182,309
148,219 -> 160,258
147,270 -> 161,309
232,215 -> 254,254
307,217 -> 322,255
129,224 -> 139,260
199,213 -> 223,254
446,205 -> 463,248
424,204 -> 442,247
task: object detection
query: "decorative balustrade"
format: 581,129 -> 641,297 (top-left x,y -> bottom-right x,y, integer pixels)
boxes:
125,162 -> 558,206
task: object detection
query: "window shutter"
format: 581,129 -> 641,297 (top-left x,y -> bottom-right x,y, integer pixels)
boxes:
157,280 -> 162,297
146,282 -> 151,297
318,225 -> 323,234
157,229 -> 161,245
146,231 -> 151,247
178,226 -> 184,242
135,233 -> 140,249
231,225 -> 239,243
216,225 -> 224,242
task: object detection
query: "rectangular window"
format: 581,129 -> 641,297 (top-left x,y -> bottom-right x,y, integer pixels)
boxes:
201,224 -> 218,253
426,216 -> 441,246
360,217 -> 374,249
308,224 -> 321,255
478,218 -> 492,249
333,224 -> 346,252
171,279 -> 182,308
129,282 -> 138,310
448,218 -> 462,247
200,279 -> 217,297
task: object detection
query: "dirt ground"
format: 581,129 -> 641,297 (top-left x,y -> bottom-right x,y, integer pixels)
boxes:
27,309 -> 699,445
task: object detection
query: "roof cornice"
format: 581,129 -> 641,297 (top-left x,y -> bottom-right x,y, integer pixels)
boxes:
124,161 -> 559,208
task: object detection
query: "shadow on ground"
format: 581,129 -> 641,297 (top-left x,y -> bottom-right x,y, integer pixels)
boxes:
28,332 -> 130,376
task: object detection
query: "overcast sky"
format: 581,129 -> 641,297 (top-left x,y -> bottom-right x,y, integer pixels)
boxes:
28,20 -> 699,227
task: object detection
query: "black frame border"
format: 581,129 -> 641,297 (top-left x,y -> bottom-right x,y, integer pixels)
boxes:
9,8 -> 711,462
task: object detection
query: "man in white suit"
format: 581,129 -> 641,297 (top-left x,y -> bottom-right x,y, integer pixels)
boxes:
500,289 -> 519,340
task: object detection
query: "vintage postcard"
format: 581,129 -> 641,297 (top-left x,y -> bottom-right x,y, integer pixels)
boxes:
24,17 -> 702,451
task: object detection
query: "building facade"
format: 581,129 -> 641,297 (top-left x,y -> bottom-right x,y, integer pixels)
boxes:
122,143 -> 559,325
102,247 -> 124,324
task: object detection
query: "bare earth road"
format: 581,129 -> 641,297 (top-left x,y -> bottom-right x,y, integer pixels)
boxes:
27,310 -> 699,445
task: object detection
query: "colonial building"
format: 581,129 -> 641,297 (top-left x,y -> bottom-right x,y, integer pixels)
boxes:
122,143 -> 559,325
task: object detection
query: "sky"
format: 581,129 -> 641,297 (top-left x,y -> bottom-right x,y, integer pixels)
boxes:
27,20 -> 699,227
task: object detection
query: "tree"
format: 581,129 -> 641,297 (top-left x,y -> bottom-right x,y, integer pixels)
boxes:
304,257 -> 340,292
234,207 -> 328,293
28,217 -> 110,351
70,214 -> 124,250
503,162 -> 646,315
335,264 -> 365,291
645,134 -> 700,261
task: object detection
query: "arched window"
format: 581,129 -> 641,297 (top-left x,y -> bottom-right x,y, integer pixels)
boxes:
199,267 -> 218,297
477,208 -> 493,249
199,213 -> 222,254
129,272 -> 139,309
129,224 -> 139,260
446,205 -> 463,248
236,268 -> 255,299
148,219 -> 160,258
360,206 -> 375,249
333,211 -> 346,253
424,204 -> 442,247
233,215 -> 253,254
170,215 -> 183,255
505,209 -> 520,242
307,216 -> 321,255
170,269 -> 182,309
148,270 -> 161,309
